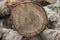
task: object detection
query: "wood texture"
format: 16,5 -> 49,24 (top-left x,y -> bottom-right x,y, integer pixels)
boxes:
11,2 -> 47,37
46,0 -> 57,3
22,35 -> 41,40
41,29 -> 60,40
0,0 -> 21,18
2,28 -> 23,40
47,15 -> 58,29
0,0 -> 10,17
23,0 -> 45,2
49,15 -> 57,22
7,0 -> 22,6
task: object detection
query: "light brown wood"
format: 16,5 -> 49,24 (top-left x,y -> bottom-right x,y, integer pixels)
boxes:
7,0 -> 22,6
55,33 -> 60,40
11,2 -> 47,37
41,29 -> 60,40
49,15 -> 57,22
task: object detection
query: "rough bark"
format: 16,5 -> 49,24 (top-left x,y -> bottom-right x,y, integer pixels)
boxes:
22,35 -> 42,40
41,29 -> 60,40
0,0 -> 22,18
2,28 -> 23,40
47,15 -> 58,29
0,0 -> 10,18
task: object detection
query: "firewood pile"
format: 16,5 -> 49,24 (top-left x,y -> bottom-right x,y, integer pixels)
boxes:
0,0 -> 60,40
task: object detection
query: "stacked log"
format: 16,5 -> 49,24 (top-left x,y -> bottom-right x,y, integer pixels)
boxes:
0,0 -> 51,18
10,2 -> 47,37
0,0 -> 60,40
0,0 -> 10,18
0,0 -> 22,18
6,0 -> 22,6
41,29 -> 60,40
2,28 -> 23,40
47,15 -> 58,29
49,15 -> 58,22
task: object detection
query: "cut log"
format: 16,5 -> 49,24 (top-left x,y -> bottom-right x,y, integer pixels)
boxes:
2,28 -> 23,40
41,29 -> 60,40
6,0 -> 22,6
0,0 -> 21,18
47,15 -> 58,29
10,2 -> 47,37
49,15 -> 58,22
22,35 -> 41,40
55,22 -> 60,30
0,0 -> 10,18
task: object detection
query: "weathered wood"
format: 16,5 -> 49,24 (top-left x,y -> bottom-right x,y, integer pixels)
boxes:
0,0 -> 22,18
49,15 -> 58,22
46,0 -> 57,3
0,0 -> 10,18
2,28 -> 23,40
36,1 -> 51,6
41,29 -> 60,40
7,0 -> 22,6
23,0 -> 45,2
10,2 -> 47,37
47,15 -> 58,29
22,35 -> 41,40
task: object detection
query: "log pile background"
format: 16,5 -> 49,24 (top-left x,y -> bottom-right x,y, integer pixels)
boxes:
0,0 -> 60,40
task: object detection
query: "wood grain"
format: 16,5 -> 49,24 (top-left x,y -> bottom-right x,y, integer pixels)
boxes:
11,2 -> 47,37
